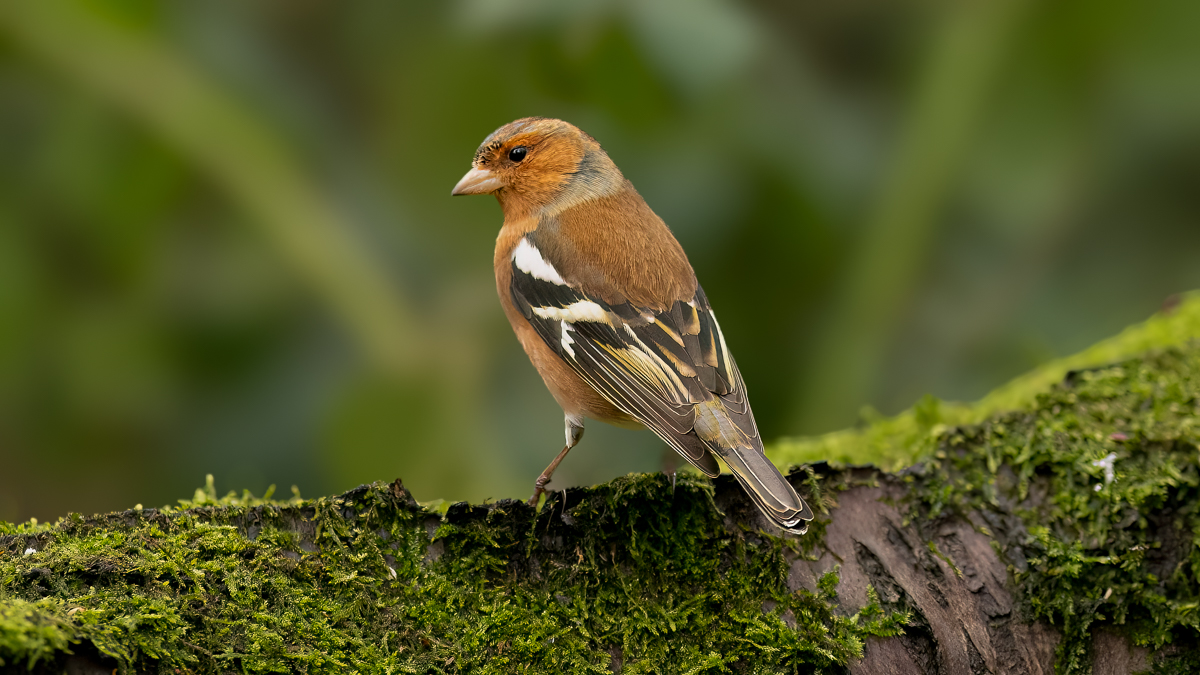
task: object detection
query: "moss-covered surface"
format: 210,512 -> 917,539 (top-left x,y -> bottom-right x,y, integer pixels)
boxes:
2,293 -> 1199,674
1,472 -> 904,674
911,343 -> 1200,674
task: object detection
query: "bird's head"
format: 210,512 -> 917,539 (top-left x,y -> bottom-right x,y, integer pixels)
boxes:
452,117 -> 623,218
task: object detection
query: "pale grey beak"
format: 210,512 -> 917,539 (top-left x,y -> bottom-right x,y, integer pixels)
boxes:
451,167 -> 504,196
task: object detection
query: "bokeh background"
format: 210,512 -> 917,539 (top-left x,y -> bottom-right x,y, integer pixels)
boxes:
1,0 -> 1197,523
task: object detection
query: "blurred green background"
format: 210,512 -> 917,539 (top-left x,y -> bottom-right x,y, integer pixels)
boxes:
0,0 -> 1197,523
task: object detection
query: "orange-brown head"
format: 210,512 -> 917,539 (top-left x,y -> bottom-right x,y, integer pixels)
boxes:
451,117 -> 625,219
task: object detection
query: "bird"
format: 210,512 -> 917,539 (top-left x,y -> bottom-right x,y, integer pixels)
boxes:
451,117 -> 813,534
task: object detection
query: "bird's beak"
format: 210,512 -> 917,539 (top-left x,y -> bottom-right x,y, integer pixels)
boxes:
451,167 -> 504,196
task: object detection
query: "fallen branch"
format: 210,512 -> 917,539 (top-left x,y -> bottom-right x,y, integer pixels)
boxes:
3,303 -> 1200,674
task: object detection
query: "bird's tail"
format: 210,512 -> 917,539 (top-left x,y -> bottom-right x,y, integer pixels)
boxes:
717,444 -> 814,534
692,399 -> 814,534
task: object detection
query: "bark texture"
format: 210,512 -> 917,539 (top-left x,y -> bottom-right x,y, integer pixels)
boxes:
790,470 -> 1064,674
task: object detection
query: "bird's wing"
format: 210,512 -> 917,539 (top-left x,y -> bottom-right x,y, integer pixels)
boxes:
509,236 -> 755,477
510,235 -> 814,531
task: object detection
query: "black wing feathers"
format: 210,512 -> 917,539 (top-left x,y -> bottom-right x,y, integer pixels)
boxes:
510,262 -> 720,474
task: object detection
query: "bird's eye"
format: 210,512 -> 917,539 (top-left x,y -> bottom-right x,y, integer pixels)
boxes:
508,146 -> 527,163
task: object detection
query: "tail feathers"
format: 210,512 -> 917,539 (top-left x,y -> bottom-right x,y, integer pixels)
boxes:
717,445 -> 813,535
690,398 -> 813,534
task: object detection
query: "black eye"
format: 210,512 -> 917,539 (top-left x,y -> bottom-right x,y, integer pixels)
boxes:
508,146 -> 527,163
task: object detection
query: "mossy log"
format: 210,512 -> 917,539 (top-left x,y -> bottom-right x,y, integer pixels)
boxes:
3,300 -> 1200,674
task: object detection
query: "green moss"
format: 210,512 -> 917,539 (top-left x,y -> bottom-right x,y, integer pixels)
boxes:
0,598 -> 76,669
911,343 -> 1200,674
1,473 -> 903,673
769,294 -> 1200,673
5,296 -> 1198,673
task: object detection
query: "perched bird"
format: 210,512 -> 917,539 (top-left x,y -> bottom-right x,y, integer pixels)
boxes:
452,117 -> 813,534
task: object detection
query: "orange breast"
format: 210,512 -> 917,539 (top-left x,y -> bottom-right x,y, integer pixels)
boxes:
494,221 -> 638,427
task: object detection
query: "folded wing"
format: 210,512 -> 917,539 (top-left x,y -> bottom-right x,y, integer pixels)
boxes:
509,236 -> 813,532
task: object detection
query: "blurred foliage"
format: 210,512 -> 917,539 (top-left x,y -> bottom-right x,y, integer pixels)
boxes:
0,0 -> 1197,522
770,290 -> 1200,470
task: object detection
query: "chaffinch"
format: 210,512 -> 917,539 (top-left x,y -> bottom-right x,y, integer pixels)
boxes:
452,117 -> 813,534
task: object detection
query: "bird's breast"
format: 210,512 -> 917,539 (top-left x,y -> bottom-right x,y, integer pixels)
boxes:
494,223 -> 637,427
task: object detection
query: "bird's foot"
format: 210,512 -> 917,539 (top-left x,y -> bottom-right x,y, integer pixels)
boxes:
527,476 -> 551,507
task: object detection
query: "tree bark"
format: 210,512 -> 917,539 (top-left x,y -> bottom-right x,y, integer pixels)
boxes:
4,338 -> 1199,674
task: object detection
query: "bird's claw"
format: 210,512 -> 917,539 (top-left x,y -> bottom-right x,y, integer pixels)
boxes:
528,476 -> 551,507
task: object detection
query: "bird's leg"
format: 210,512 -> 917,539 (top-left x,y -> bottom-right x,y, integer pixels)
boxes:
529,416 -> 584,506
661,445 -> 679,494
528,445 -> 571,506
